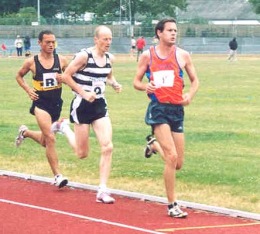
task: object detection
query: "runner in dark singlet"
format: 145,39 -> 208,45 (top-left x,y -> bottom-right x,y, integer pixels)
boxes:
15,30 -> 69,188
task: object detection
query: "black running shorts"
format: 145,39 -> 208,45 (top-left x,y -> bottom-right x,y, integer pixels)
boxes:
30,98 -> 63,123
70,97 -> 108,124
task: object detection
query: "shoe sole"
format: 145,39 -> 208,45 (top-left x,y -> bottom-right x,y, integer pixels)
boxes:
57,179 -> 68,189
15,125 -> 28,147
15,138 -> 23,147
144,138 -> 157,158
144,145 -> 153,158
169,212 -> 188,218
96,199 -> 115,204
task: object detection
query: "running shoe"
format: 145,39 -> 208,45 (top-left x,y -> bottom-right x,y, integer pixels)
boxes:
51,118 -> 69,134
144,134 -> 157,158
15,125 -> 28,147
54,174 -> 68,188
168,203 -> 188,218
96,190 -> 115,204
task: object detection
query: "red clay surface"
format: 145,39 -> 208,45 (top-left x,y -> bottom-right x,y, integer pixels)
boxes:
0,175 -> 259,234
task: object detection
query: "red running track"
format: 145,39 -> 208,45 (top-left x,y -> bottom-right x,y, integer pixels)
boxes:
0,175 -> 260,234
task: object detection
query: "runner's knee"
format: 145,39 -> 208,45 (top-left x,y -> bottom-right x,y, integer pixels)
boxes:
101,142 -> 113,156
176,162 -> 183,170
76,149 -> 89,159
44,133 -> 56,145
165,154 -> 178,168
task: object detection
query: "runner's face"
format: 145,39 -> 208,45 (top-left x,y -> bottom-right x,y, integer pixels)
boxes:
95,30 -> 112,52
39,34 -> 56,54
159,22 -> 177,45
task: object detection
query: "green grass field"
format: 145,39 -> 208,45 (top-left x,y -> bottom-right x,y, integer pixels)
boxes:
0,54 -> 259,213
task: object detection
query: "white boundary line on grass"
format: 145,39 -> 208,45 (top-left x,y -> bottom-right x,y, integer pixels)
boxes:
1,170 -> 260,221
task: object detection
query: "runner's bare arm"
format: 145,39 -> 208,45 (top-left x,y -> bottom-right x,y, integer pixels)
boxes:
56,55 -> 69,83
62,52 -> 96,102
133,50 -> 156,94
16,58 -> 39,101
181,51 -> 199,106
106,54 -> 122,93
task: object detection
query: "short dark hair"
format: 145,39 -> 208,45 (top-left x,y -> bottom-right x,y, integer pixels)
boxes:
38,30 -> 54,41
155,18 -> 176,39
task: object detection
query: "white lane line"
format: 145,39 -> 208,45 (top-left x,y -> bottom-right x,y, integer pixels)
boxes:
0,199 -> 163,234
1,171 -> 260,221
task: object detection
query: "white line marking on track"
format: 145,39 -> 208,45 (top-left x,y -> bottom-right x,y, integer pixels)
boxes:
1,171 -> 260,221
0,199 -> 163,234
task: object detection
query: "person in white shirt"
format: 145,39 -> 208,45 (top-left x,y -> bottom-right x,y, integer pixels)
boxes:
14,35 -> 23,56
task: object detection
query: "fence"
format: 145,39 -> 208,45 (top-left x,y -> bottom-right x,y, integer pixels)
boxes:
1,24 -> 260,55
1,23 -> 260,39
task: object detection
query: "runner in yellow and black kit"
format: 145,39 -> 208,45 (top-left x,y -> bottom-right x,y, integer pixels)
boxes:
30,53 -> 63,122
15,30 -> 69,188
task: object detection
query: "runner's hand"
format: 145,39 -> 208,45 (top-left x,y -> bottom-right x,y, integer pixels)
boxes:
112,82 -> 122,93
83,91 -> 96,103
180,93 -> 192,106
146,81 -> 156,94
56,73 -> 63,84
27,88 -> 39,101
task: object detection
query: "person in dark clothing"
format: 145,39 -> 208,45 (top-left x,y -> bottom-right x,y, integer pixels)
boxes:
24,36 -> 31,57
228,37 -> 238,61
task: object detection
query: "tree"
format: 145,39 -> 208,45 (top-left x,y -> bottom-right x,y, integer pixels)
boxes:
0,0 -> 187,22
0,7 -> 38,25
0,0 -> 22,15
60,0 -> 96,20
93,0 -> 188,22
249,0 -> 260,14
17,7 -> 38,24
0,0 -> 81,18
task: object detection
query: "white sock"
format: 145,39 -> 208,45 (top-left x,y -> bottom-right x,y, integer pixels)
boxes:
62,125 -> 76,149
99,184 -> 107,192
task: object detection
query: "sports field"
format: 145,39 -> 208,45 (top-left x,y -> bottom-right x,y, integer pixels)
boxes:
0,54 -> 259,214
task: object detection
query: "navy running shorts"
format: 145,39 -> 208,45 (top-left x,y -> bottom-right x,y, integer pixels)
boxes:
145,101 -> 184,133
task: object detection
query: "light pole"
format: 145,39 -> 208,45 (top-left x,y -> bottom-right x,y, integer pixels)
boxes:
120,0 -> 122,24
37,0 -> 40,25
128,0 -> 133,36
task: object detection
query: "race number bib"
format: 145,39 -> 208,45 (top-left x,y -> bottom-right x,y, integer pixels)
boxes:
92,80 -> 105,98
153,70 -> 174,88
43,72 -> 58,89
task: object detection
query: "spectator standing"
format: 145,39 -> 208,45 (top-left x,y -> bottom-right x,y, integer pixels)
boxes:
14,35 -> 23,56
24,36 -> 31,57
1,43 -> 7,56
136,36 -> 146,61
228,37 -> 238,61
130,36 -> 136,57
